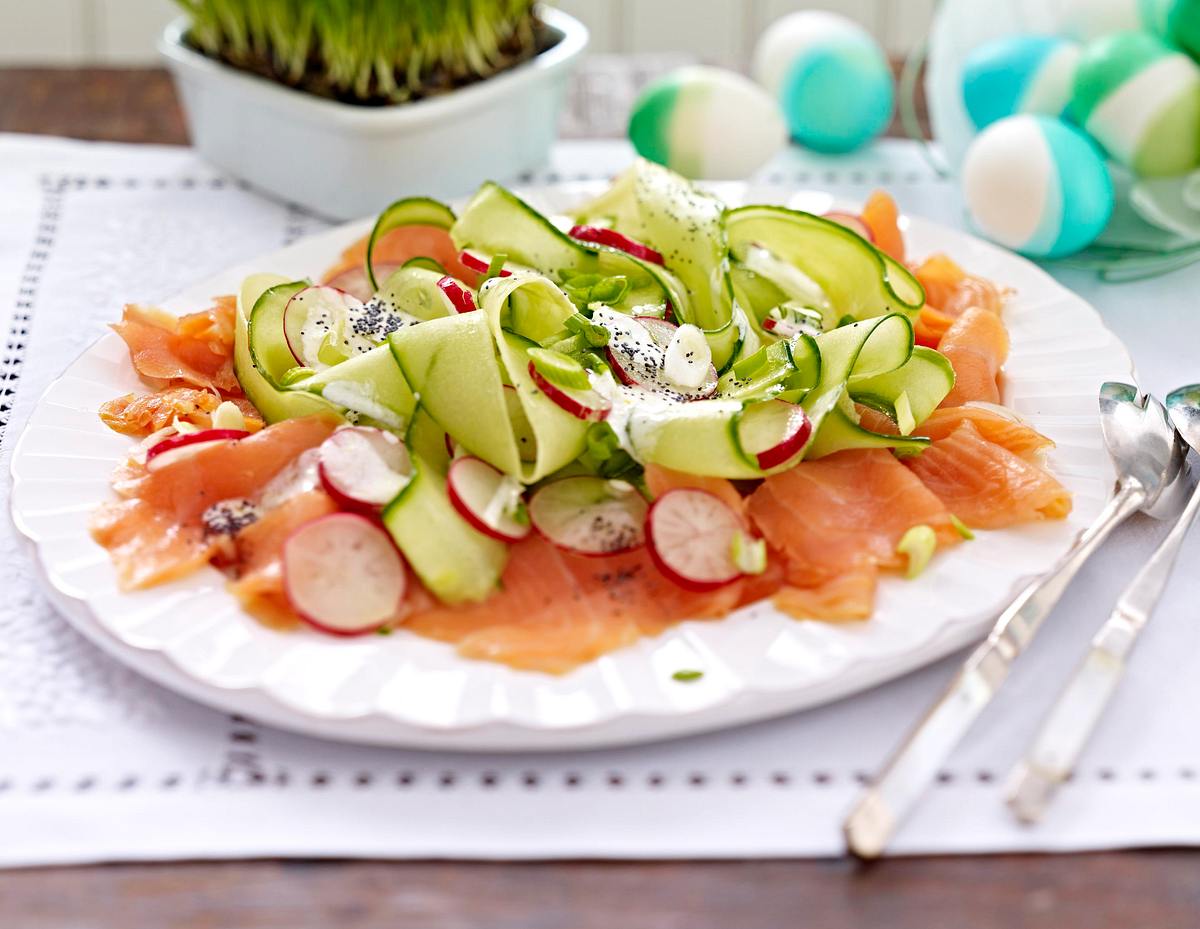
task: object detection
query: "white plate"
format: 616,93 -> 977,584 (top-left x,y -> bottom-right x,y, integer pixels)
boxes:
9,183 -> 1132,751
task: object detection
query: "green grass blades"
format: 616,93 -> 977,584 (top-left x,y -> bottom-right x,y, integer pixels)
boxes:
177,0 -> 540,104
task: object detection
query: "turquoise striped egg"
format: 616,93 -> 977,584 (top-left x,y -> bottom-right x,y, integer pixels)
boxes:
1072,31 -> 1200,177
628,65 -> 787,179
962,36 -> 1081,130
751,11 -> 893,154
962,115 -> 1113,258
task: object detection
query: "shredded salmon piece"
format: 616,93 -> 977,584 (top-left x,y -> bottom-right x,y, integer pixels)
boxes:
99,388 -> 263,437
861,191 -> 905,263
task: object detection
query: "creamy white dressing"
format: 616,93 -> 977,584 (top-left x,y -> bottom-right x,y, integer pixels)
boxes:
321,381 -> 406,430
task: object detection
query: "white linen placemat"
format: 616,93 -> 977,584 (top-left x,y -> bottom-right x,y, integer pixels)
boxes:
1,133 -> 1199,867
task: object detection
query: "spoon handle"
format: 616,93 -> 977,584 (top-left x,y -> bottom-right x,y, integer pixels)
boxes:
1006,480 -> 1200,823
842,483 -> 1144,858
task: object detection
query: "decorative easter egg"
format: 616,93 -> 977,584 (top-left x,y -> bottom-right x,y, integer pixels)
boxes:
1072,31 -> 1200,177
962,115 -> 1114,258
751,11 -> 893,154
628,65 -> 787,179
961,35 -> 1081,130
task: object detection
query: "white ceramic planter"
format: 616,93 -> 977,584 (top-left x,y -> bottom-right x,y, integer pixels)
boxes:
160,7 -> 587,219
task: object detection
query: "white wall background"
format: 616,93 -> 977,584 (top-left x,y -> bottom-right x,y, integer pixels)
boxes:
0,0 -> 936,65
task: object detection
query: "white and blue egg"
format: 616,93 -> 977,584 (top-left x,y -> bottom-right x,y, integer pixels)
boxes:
752,11 -> 894,153
962,114 -> 1114,258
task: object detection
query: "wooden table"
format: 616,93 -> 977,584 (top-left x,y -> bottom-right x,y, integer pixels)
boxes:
2,67 -> 1198,929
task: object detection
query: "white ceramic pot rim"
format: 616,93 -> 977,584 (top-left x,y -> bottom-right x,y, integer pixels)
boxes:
157,5 -> 587,137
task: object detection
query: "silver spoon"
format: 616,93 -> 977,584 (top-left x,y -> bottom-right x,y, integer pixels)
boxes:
844,382 -> 1188,858
1005,384 -> 1200,822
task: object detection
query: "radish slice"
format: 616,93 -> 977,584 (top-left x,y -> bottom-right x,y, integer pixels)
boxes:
736,399 -> 812,470
459,250 -> 512,277
824,212 -> 875,243
529,476 -> 648,556
568,225 -> 665,265
324,263 -> 400,302
437,275 -> 477,313
527,361 -> 611,422
447,456 -> 531,542
283,285 -> 362,366
145,428 -> 249,471
647,489 -> 745,591
283,513 -> 406,636
595,309 -> 717,401
318,426 -> 412,512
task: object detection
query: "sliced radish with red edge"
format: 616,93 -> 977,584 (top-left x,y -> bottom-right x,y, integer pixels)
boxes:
447,456 -> 531,542
459,250 -> 512,277
145,428 -> 249,471
283,513 -> 406,636
529,476 -> 648,556
736,399 -> 812,470
596,309 -> 717,401
437,275 -> 477,313
282,285 -> 364,366
567,225 -> 665,265
824,212 -> 874,243
647,489 -> 745,591
318,426 -> 412,512
527,361 -> 611,422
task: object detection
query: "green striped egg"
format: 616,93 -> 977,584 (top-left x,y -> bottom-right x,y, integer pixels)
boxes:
628,66 -> 787,179
1072,31 -> 1200,177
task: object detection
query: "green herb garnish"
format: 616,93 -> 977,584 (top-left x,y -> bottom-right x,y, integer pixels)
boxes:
672,669 -> 704,682
949,514 -> 975,540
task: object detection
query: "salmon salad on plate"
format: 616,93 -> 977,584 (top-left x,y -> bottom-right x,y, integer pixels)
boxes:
89,160 -> 1071,674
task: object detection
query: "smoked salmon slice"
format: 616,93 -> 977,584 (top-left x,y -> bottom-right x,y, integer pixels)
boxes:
111,298 -> 241,395
905,420 -> 1071,529
405,535 -> 748,674
937,306 -> 1010,407
747,449 -> 959,590
911,254 -> 1006,349
92,415 -> 338,589
913,254 -> 1005,318
861,191 -> 905,263
916,405 -> 1052,461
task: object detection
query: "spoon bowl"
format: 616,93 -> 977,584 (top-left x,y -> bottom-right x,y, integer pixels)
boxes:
1099,381 -> 1188,517
1166,384 -> 1200,454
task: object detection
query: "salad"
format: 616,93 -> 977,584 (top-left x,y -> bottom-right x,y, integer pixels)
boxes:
90,160 -> 1071,673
